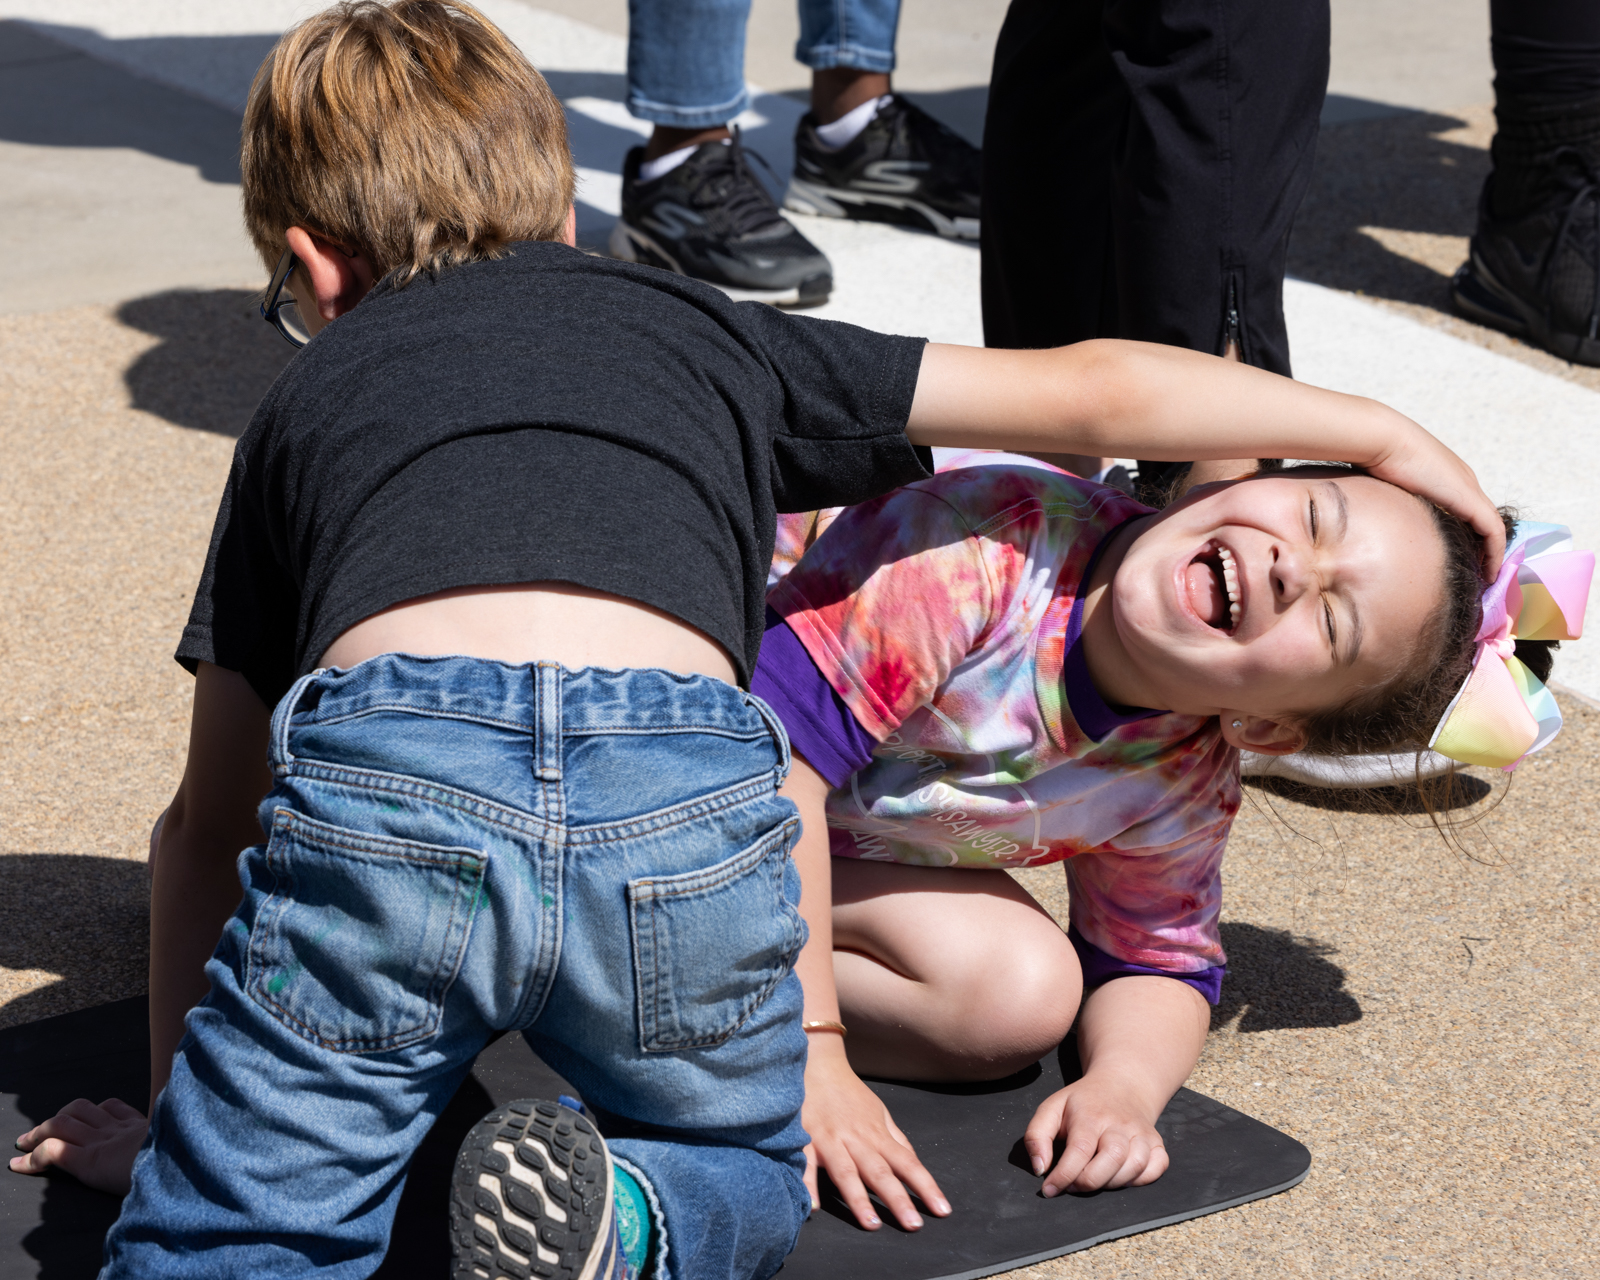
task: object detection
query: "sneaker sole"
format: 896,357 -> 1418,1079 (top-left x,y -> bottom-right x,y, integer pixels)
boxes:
607,220 -> 832,308
450,1098 -> 623,1280
1452,250 -> 1600,367
783,176 -> 980,241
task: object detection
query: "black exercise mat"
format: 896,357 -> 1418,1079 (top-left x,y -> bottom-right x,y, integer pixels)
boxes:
0,1000 -> 1309,1279
780,1045 -> 1309,1279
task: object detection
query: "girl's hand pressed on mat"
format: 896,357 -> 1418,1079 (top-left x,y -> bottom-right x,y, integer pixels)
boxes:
1024,1075 -> 1169,1195
10,1097 -> 146,1195
802,1035 -> 952,1232
1023,975 -> 1210,1197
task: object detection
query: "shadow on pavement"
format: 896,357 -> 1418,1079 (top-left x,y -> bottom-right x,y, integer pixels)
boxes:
0,21 -> 257,185
1244,772 -> 1493,815
0,856 -> 149,1034
1214,921 -> 1362,1032
1289,103 -> 1490,313
116,289 -> 295,437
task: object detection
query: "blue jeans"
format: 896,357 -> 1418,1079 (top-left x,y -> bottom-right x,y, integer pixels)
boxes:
102,656 -> 811,1280
627,0 -> 902,126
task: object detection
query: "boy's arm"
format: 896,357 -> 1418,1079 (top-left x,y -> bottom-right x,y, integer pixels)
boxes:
10,663 -> 271,1194
781,755 -> 951,1233
149,663 -> 274,1100
906,340 -> 1507,575
1023,975 -> 1210,1195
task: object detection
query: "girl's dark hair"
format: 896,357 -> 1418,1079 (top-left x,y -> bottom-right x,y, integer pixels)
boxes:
1288,482 -> 1556,755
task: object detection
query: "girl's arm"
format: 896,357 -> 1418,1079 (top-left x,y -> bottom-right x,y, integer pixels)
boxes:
906,340 -> 1506,575
781,755 -> 951,1233
1023,974 -> 1211,1195
11,663 -> 272,1194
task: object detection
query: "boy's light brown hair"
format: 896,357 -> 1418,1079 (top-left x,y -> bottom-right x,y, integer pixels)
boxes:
242,0 -> 574,284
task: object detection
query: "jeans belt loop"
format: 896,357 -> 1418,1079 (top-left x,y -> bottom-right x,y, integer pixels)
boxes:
534,661 -> 563,783
270,669 -> 325,776
744,691 -> 792,785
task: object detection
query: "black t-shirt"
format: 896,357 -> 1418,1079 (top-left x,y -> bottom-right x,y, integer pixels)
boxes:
176,242 -> 930,708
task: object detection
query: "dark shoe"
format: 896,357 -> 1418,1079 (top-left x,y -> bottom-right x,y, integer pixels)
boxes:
609,131 -> 832,307
785,94 -> 981,240
451,1098 -> 635,1280
1453,155 -> 1600,366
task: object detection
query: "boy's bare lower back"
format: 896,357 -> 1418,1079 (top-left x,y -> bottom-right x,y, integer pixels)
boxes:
319,582 -> 738,683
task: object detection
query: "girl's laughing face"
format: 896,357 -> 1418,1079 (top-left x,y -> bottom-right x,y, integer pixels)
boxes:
1102,471 -> 1448,726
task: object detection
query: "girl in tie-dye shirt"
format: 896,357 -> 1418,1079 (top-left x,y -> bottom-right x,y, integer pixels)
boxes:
758,455 -> 1499,1234
762,454 -> 1231,985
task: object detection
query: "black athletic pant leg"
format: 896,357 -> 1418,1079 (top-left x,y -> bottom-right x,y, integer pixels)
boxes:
1490,0 -> 1600,100
981,0 -> 1123,352
981,0 -> 1329,379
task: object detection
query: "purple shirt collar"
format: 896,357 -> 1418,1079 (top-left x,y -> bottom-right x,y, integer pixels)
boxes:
1062,519 -> 1167,741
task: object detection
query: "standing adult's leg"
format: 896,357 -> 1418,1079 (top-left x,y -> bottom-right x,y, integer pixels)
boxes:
1452,0 -> 1600,364
625,0 -> 752,132
785,0 -> 983,240
981,0 -> 1124,351
1102,0 -> 1329,377
614,0 -> 835,302
796,0 -> 899,78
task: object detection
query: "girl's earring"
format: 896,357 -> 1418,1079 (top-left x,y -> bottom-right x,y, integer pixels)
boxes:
1231,719 -> 1243,729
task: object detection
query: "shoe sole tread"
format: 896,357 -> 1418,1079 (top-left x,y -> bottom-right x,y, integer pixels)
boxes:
450,1099 -> 622,1280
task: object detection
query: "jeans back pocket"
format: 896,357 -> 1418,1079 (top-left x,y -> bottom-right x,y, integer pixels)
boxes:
245,809 -> 486,1053
627,820 -> 802,1053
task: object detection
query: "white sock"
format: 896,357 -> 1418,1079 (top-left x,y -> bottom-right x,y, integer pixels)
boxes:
638,138 -> 727,183
814,94 -> 891,149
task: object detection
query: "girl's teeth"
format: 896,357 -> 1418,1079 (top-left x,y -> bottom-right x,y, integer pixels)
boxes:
1217,546 -> 1241,626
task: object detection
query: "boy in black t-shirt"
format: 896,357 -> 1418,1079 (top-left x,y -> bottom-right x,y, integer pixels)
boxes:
8,4 -> 1506,1278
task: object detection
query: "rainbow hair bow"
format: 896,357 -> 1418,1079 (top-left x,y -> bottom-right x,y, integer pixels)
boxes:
1429,522 -> 1594,770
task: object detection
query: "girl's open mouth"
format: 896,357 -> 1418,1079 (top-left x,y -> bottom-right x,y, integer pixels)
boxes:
1185,543 -> 1241,632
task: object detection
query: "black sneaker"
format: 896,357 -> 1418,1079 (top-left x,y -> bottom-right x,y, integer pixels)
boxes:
450,1098 -> 635,1280
609,132 -> 833,307
785,94 -> 981,240
1451,149 -> 1600,366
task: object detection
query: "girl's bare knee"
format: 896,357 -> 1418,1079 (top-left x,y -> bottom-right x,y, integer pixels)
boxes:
946,930 -> 1081,1077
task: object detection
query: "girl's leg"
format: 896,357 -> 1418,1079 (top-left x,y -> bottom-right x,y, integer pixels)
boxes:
831,859 -> 1082,1081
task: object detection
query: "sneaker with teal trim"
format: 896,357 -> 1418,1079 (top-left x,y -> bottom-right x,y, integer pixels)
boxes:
450,1097 -> 638,1280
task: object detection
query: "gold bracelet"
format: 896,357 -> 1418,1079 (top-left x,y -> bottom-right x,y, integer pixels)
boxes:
801,1019 -> 847,1037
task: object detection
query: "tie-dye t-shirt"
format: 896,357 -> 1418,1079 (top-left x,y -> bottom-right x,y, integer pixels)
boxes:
766,462 -> 1239,976
768,447 -> 1068,587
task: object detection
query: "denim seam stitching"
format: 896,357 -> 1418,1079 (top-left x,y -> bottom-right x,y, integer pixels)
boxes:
508,843 -> 564,1031
307,705 -> 769,741
565,773 -> 776,844
286,761 -> 551,839
627,87 -> 749,121
312,705 -> 535,734
629,821 -> 798,1051
281,758 -> 774,845
248,811 -> 484,1053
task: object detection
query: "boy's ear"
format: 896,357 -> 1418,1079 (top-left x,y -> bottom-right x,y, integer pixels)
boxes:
284,226 -> 376,325
1218,712 -> 1305,756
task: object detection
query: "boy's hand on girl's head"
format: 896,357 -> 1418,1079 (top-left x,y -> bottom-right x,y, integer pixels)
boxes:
10,1097 -> 146,1195
1365,417 -> 1506,579
801,1038 -> 952,1232
1024,1075 -> 1169,1197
